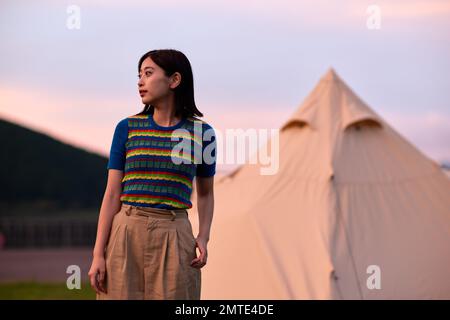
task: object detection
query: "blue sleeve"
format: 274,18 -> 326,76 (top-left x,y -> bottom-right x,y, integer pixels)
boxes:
196,122 -> 217,177
107,118 -> 128,170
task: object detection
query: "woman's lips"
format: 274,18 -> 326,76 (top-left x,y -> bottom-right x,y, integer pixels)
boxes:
139,91 -> 147,96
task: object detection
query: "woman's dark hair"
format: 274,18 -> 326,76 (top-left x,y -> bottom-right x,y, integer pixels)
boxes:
136,49 -> 203,119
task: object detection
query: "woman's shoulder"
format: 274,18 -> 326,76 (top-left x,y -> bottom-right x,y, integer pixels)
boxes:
186,116 -> 215,131
112,114 -> 144,133
114,117 -> 129,130
117,113 -> 149,128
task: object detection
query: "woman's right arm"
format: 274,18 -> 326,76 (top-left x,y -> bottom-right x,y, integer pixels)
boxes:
88,169 -> 124,294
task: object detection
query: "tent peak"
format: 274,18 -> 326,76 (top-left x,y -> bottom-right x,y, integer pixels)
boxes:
322,67 -> 340,82
281,67 -> 384,132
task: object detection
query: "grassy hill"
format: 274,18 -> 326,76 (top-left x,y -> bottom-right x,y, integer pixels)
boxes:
0,118 -> 108,216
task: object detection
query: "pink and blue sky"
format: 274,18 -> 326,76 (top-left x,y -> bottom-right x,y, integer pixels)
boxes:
1,0 -> 449,172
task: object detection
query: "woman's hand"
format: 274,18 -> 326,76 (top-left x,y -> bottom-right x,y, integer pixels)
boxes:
88,255 -> 107,294
190,236 -> 208,269
88,169 -> 123,295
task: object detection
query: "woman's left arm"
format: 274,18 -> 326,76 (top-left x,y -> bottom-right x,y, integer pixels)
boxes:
190,176 -> 214,268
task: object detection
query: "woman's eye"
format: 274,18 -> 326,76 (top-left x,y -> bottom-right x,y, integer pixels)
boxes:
137,71 -> 152,79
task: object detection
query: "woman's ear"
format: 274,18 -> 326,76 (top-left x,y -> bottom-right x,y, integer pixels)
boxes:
170,72 -> 182,89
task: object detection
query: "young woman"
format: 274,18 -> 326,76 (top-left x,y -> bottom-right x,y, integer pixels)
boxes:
88,49 -> 216,300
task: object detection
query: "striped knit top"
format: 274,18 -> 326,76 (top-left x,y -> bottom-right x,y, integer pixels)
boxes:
106,113 -> 217,209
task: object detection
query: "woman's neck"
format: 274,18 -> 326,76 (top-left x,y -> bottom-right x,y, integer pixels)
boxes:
152,95 -> 180,127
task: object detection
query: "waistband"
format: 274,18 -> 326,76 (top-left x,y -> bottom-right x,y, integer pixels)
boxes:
121,203 -> 188,221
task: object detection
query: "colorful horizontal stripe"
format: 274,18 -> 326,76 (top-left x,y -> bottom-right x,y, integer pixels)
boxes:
113,113 -> 216,210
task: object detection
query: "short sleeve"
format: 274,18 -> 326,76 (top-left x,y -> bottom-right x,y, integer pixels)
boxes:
107,118 -> 128,170
196,123 -> 217,177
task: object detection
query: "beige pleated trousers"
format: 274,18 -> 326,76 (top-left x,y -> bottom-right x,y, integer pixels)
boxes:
96,203 -> 201,300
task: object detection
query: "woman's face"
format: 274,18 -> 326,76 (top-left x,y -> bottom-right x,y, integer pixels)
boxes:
137,57 -> 180,105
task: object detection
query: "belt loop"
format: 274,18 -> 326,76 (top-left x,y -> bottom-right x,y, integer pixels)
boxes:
170,210 -> 176,221
125,205 -> 132,216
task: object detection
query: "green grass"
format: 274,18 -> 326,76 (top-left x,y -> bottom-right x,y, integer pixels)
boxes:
0,281 -> 96,299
